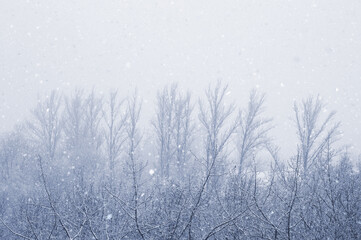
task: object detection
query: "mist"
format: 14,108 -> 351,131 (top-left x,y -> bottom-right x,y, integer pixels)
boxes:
1,1 -> 361,239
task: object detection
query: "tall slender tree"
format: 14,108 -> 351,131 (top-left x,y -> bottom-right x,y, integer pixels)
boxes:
28,90 -> 62,161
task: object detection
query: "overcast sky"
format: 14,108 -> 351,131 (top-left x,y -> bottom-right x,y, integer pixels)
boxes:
1,0 -> 360,156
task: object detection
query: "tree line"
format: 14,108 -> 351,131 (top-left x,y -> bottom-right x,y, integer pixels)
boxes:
0,82 -> 360,239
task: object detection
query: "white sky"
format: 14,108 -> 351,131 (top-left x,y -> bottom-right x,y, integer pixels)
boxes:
1,0 -> 361,156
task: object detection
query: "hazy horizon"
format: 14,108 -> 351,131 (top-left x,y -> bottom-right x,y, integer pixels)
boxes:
1,0 -> 361,156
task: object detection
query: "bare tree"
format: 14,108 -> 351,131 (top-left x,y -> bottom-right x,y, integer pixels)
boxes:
107,92 -> 148,239
153,84 -> 194,181
63,89 -> 84,150
173,90 -> 194,179
294,96 -> 340,175
178,82 -> 238,239
198,81 -> 238,186
103,91 -> 127,172
63,89 -> 103,185
153,84 -> 177,180
2,87 -> 361,240
126,92 -> 146,239
238,90 -> 272,174
84,89 -> 103,151
0,129 -> 29,181
28,90 -> 62,161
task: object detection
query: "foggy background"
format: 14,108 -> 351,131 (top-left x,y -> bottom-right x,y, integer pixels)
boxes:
1,0 -> 360,156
